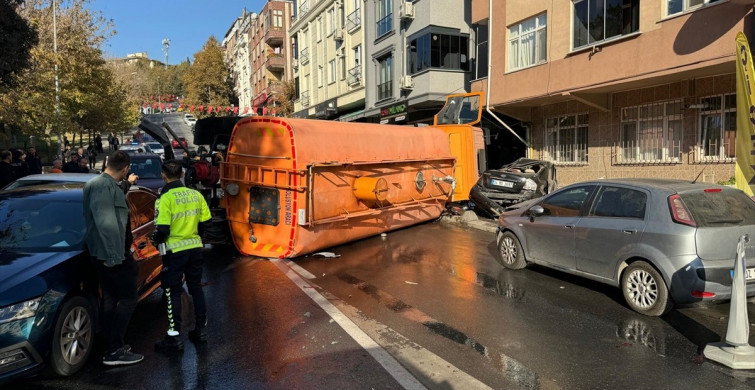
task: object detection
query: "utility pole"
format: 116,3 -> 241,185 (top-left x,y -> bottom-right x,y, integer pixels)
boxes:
53,0 -> 62,158
158,76 -> 161,114
162,38 -> 170,69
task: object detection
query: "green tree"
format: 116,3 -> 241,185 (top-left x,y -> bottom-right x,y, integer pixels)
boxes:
277,79 -> 297,117
0,0 -> 38,90
182,36 -> 236,118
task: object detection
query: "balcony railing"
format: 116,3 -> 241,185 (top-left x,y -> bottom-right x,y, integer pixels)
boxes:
615,139 -> 681,164
347,65 -> 361,86
346,8 -> 361,32
300,90 -> 310,107
692,139 -> 736,164
299,1 -> 309,17
267,81 -> 283,96
265,54 -> 285,70
265,27 -> 285,45
377,80 -> 392,101
543,143 -> 588,165
300,47 -> 310,65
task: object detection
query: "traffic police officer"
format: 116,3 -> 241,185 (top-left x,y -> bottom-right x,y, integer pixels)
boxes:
151,159 -> 211,353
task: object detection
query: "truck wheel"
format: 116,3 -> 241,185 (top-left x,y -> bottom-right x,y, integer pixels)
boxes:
497,232 -> 527,269
621,261 -> 673,317
48,296 -> 94,376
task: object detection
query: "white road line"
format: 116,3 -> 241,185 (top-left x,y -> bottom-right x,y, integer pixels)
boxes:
282,259 -> 317,279
271,259 -> 427,390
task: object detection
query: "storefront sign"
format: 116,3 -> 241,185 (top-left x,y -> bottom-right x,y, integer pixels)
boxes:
314,98 -> 338,118
379,101 -> 408,118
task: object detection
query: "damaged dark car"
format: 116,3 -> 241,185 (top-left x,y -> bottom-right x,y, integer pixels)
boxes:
469,158 -> 557,217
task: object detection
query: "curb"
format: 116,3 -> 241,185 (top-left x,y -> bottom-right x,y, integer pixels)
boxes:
440,211 -> 498,234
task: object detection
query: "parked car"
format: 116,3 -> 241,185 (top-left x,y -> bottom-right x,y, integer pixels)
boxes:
145,142 -> 166,159
184,114 -> 196,128
0,183 -> 162,383
495,178 -> 755,316
171,137 -> 188,149
128,154 -> 164,193
119,143 -> 153,155
1,173 -> 96,191
470,158 -> 557,217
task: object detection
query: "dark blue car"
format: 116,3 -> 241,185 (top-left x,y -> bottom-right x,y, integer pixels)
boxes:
0,183 -> 163,383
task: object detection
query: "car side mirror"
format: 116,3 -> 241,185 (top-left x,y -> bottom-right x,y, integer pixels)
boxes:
529,205 -> 544,217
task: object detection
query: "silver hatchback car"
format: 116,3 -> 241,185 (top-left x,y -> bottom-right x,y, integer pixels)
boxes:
496,178 -> 755,316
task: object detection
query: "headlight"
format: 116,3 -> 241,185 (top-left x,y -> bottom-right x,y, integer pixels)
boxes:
523,179 -> 537,192
0,297 -> 41,324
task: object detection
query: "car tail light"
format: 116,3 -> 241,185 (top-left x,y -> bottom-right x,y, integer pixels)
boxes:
704,188 -> 721,193
668,194 -> 696,227
691,290 -> 716,298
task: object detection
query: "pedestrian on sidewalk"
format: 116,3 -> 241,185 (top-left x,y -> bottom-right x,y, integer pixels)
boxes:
26,147 -> 42,174
83,151 -> 143,366
10,149 -> 29,179
151,159 -> 211,353
0,150 -> 15,188
87,143 -> 97,170
49,159 -> 63,173
62,154 -> 79,172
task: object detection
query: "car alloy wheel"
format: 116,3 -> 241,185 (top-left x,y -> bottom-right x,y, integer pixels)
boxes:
626,269 -> 658,309
59,306 -> 92,366
497,231 -> 527,269
620,261 -> 672,317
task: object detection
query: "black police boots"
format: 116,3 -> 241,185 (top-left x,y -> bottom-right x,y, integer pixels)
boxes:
154,335 -> 184,353
189,326 -> 207,343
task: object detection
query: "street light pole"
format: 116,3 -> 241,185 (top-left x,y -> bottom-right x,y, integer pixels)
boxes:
53,0 -> 62,158
158,76 -> 161,114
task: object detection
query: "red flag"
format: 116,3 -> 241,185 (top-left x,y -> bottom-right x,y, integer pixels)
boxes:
262,107 -> 268,115
243,107 -> 249,114
225,106 -> 231,112
252,106 -> 257,115
168,104 -> 173,110
160,103 -> 165,110
179,104 -> 184,109
233,107 -> 239,114
271,109 -> 276,116
190,105 -> 195,112
217,106 -> 222,113
152,103 -> 158,109
208,106 -> 213,113
199,105 -> 204,112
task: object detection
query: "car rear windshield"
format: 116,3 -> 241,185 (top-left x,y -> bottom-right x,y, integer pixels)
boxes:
0,199 -> 85,251
680,190 -> 755,227
130,158 -> 162,179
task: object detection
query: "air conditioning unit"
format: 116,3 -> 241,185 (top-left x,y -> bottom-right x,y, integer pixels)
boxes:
400,1 -> 415,20
400,75 -> 414,89
334,29 -> 344,41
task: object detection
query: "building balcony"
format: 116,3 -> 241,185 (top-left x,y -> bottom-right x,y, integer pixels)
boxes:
298,1 -> 309,18
347,65 -> 361,86
265,54 -> 285,71
300,47 -> 310,65
346,9 -> 361,32
265,27 -> 285,46
300,90 -> 310,107
266,81 -> 284,97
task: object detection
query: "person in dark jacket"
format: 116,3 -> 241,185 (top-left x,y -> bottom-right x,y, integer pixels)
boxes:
26,147 -> 42,174
83,150 -> 142,366
87,143 -> 97,170
62,153 -> 80,172
10,149 -> 29,179
0,150 -> 15,188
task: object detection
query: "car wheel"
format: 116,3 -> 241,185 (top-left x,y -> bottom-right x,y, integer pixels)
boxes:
497,232 -> 527,269
621,261 -> 673,317
48,296 -> 94,376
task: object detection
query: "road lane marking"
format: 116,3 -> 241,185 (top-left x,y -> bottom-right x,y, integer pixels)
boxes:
271,259 -> 427,390
283,259 -> 317,279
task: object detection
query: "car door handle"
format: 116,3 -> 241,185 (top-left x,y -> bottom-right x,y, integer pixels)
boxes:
622,229 -> 637,234
137,241 -> 148,249
564,225 -> 575,229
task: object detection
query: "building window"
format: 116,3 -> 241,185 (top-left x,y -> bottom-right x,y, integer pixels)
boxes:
329,59 -> 336,84
666,0 -> 721,17
619,101 -> 682,163
273,10 -> 283,28
377,0 -> 392,38
545,114 -> 589,164
508,14 -> 546,71
698,94 -> 736,162
572,0 -> 639,50
474,22 -> 488,79
408,33 -> 469,74
328,8 -> 336,35
377,55 -> 392,101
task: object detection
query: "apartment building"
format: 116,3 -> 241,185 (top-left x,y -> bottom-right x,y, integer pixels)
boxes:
248,0 -> 294,115
362,0 -> 474,125
223,10 -> 255,112
471,0 -> 748,186
290,0 -> 366,120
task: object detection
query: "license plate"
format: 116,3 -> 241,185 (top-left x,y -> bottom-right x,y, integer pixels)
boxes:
491,179 -> 513,188
731,267 -> 755,281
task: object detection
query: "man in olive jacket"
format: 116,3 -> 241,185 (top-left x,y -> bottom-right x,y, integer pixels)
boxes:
83,151 -> 143,366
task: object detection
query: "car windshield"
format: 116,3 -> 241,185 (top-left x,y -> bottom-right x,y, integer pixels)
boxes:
0,198 -> 85,251
681,190 -> 755,227
146,142 -> 163,151
130,158 -> 162,179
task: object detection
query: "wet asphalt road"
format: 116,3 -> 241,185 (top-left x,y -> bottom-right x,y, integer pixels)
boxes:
8,221 -> 755,389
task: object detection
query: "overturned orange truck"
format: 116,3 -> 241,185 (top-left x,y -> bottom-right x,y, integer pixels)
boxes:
219,92 -> 486,258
